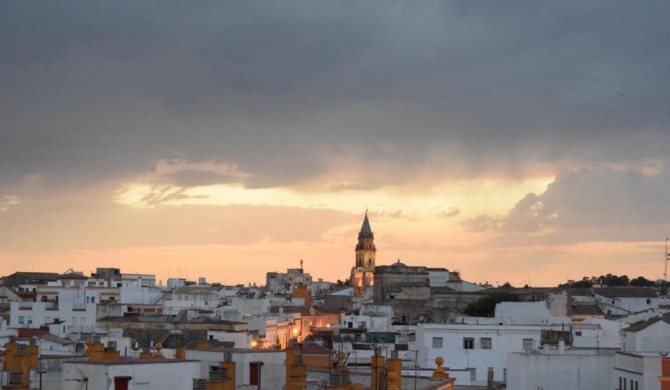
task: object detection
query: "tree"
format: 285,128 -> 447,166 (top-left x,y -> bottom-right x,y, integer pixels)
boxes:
463,292 -> 519,317
570,277 -> 593,288
596,274 -> 630,287
630,276 -> 655,287
561,274 -> 658,288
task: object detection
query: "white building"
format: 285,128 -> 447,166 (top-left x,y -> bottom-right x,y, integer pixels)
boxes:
340,305 -> 393,332
18,333 -> 79,356
99,331 -> 135,358
621,313 -> 670,353
594,287 -> 658,316
266,268 -> 313,293
186,348 -> 287,390
207,330 -> 254,349
0,319 -> 18,345
246,316 -> 296,350
0,286 -> 22,307
494,301 -> 570,326
218,285 -> 241,300
167,278 -> 187,290
119,285 -> 164,305
163,286 -> 221,315
416,323 -> 543,384
121,273 -> 156,288
62,359 -> 200,390
9,301 -> 97,333
571,317 -> 625,349
427,268 -> 485,292
507,350 -> 615,390
613,352 -> 663,390
228,296 -> 286,317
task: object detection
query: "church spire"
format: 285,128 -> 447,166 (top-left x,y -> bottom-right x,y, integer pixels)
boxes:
355,211 -> 376,270
360,211 -> 372,235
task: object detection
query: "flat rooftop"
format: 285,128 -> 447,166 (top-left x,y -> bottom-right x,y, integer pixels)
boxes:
66,358 -> 199,365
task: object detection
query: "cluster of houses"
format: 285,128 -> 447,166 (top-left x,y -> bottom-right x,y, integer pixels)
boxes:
1,267 -> 670,389
0,215 -> 669,389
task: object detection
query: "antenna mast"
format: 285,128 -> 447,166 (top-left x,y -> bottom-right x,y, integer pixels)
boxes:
665,238 -> 669,283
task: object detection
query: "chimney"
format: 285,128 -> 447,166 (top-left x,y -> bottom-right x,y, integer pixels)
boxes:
285,347 -> 306,390
371,351 -> 384,390
175,345 -> 186,360
660,356 -> 670,390
387,358 -> 402,390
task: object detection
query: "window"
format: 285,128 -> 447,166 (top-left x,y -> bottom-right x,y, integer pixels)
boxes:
463,337 -> 474,349
646,299 -> 651,304
18,316 -> 25,324
114,376 -> 130,390
575,331 -> 582,336
480,338 -> 492,349
432,337 -> 443,349
250,362 -> 263,385
522,339 -> 534,350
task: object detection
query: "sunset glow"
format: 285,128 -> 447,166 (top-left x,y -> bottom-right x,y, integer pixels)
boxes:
1,2 -> 668,288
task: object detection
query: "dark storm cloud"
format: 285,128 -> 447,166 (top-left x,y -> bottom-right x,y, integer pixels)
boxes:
464,164 -> 670,244
1,1 -> 669,191
504,166 -> 670,232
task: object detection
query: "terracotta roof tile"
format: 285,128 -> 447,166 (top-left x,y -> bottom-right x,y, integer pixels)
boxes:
300,342 -> 331,355
624,313 -> 670,333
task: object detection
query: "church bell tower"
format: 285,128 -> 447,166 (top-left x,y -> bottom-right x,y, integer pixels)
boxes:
351,212 -> 376,296
355,212 -> 376,272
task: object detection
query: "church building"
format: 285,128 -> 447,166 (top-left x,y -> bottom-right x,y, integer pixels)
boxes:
350,212 -> 376,296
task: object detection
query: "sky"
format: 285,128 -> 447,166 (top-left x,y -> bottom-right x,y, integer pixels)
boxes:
1,1 -> 669,287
